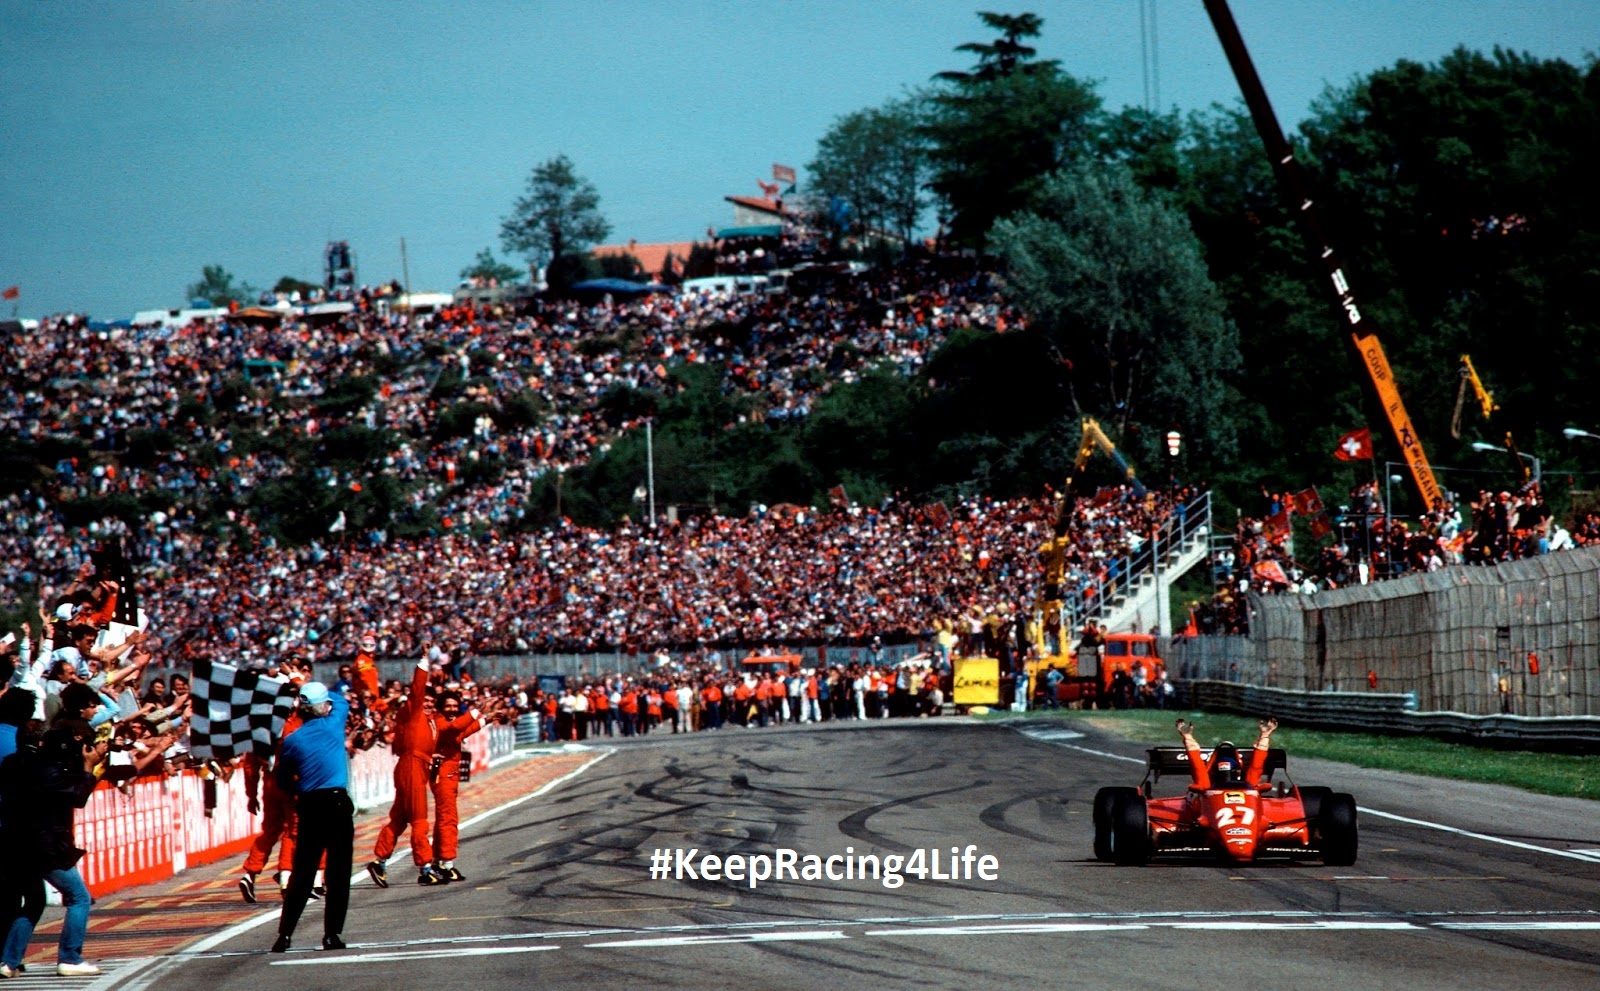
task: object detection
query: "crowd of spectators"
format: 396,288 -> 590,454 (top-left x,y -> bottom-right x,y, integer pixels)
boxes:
526,655 -> 949,744
1193,478 -> 1588,635
1,258 -> 1016,539
0,567 -> 526,790
143,481 -> 1188,664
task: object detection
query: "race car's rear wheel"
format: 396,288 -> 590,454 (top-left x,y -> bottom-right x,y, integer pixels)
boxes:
1318,793 -> 1359,866
1094,787 -> 1138,861
1110,792 -> 1150,866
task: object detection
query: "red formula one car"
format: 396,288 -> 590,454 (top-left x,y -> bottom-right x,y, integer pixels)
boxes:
1093,745 -> 1358,866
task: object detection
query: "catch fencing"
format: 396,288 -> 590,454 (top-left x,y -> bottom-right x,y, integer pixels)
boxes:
1166,544 -> 1600,719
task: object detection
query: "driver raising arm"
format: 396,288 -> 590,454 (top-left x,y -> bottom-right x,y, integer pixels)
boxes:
1176,717 -> 1278,789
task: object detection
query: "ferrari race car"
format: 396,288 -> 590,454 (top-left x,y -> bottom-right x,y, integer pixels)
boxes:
1093,745 -> 1358,866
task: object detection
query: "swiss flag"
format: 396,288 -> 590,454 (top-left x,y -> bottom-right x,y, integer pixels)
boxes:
1333,427 -> 1373,461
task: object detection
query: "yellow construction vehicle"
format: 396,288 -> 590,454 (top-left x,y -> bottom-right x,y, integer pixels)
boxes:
1029,417 -> 1149,702
1453,354 -> 1531,484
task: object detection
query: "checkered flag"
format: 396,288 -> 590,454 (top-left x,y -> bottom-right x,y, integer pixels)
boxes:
189,659 -> 296,760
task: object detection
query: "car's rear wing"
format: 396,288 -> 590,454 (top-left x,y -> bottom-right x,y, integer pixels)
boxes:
1144,746 -> 1287,784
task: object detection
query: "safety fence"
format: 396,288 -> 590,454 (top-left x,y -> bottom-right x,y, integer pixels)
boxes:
74,723 -> 514,898
1243,545 -> 1600,716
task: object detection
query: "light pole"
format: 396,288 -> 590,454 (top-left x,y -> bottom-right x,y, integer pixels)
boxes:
1155,430 -> 1180,634
645,417 -> 657,528
1470,441 -> 1540,483
1564,427 -> 1600,442
1384,465 -> 1405,518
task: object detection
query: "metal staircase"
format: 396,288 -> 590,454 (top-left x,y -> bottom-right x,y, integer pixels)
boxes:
1064,491 -> 1214,635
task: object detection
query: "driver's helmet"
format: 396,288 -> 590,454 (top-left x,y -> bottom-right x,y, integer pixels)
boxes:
1211,742 -> 1241,784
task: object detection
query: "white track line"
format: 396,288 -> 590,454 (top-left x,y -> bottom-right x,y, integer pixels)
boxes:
109,748 -> 614,990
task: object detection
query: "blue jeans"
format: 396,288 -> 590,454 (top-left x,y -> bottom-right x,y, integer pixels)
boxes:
3,866 -> 90,965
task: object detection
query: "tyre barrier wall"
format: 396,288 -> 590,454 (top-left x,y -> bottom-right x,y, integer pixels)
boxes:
1181,678 -> 1600,751
73,723 -> 515,899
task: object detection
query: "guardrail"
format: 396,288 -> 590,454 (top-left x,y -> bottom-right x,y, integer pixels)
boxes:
1181,679 -> 1600,751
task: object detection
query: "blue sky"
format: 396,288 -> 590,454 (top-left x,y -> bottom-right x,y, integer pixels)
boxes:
3,1 -> 1597,321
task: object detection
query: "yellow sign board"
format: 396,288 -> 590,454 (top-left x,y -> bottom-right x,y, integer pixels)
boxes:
952,656 -> 1000,705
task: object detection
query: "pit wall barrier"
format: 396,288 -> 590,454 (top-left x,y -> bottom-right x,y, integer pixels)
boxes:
74,723 -> 515,898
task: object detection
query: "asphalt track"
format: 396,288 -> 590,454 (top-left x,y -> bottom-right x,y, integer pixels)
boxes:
87,718 -> 1600,991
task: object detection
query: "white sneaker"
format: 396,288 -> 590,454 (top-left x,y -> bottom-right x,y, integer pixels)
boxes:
57,962 -> 103,977
0,963 -> 17,978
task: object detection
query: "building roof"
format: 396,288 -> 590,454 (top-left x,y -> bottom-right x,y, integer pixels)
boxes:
592,240 -> 701,279
724,195 -> 787,217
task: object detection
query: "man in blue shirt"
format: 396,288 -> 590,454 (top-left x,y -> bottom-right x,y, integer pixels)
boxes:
271,682 -> 352,953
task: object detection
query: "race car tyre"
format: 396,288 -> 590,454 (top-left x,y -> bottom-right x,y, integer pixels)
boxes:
1317,792 -> 1359,866
1094,787 -> 1139,861
1297,786 -> 1331,824
1110,792 -> 1151,866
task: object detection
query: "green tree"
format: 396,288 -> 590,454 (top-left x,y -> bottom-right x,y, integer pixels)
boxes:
991,161 -> 1242,467
459,247 -> 524,285
923,11 -> 1101,245
187,264 -> 255,307
1171,104 -> 1337,490
1295,49 -> 1600,467
500,154 -> 612,291
272,275 -> 322,298
596,251 -> 646,280
807,95 -> 933,246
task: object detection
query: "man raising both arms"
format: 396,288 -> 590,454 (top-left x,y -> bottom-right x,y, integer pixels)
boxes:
367,655 -> 446,887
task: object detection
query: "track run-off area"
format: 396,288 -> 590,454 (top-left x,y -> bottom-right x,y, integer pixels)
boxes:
81,718 -> 1600,991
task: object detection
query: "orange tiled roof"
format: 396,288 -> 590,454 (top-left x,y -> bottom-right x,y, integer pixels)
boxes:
592,241 -> 702,280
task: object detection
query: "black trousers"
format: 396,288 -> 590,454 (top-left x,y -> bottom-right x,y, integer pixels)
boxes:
278,788 -> 354,940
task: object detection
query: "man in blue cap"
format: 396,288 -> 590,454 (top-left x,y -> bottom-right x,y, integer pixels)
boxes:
271,681 -> 353,953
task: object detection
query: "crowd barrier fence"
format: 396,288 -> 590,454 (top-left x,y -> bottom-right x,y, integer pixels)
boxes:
73,723 -> 514,898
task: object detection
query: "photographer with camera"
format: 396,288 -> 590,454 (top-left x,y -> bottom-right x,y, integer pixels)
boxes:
270,682 -> 353,953
0,713 -> 106,977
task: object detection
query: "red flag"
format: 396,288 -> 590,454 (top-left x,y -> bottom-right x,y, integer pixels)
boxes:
1264,509 -> 1292,542
1,286 -> 18,300
772,163 -> 797,185
1333,428 -> 1373,461
827,484 -> 849,508
1293,487 -> 1324,516
1253,560 -> 1290,585
1309,513 -> 1334,539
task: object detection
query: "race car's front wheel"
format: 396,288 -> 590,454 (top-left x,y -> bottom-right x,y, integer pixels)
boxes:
1109,792 -> 1150,866
1094,787 -> 1139,861
1318,793 -> 1359,866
